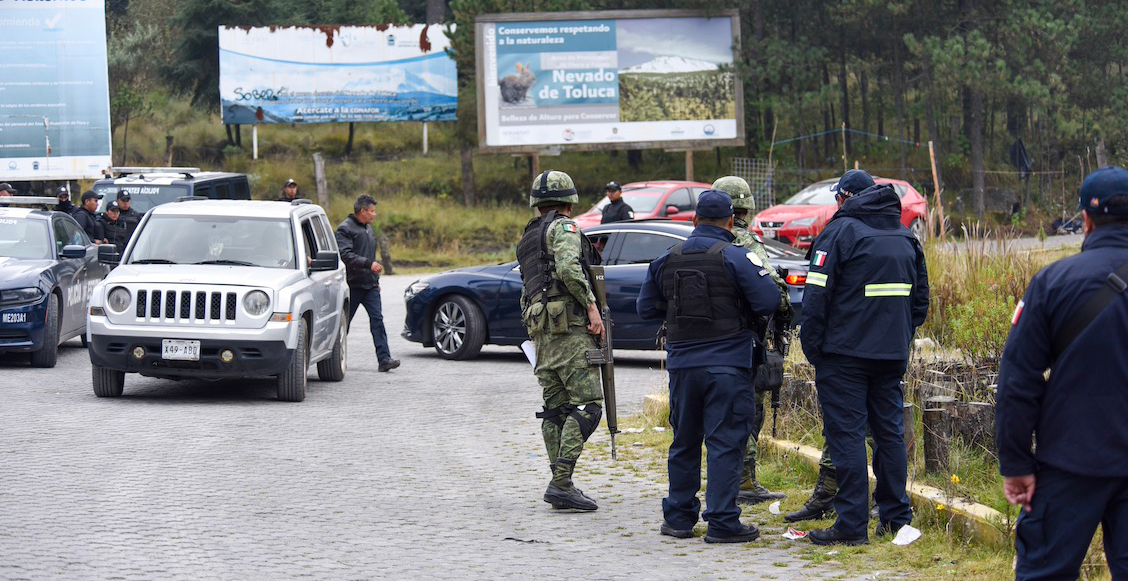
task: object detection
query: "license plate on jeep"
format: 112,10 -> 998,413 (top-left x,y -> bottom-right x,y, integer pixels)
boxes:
162,339 -> 201,361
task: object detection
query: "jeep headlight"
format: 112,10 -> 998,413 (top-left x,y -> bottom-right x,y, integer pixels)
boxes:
0,287 -> 44,305
107,286 -> 131,313
243,290 -> 270,316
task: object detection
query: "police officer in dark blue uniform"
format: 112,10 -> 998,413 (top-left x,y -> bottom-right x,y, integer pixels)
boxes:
997,165 -> 1128,580
637,190 -> 780,543
798,169 -> 929,545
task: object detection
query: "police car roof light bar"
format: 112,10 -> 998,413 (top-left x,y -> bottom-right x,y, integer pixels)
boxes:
0,196 -> 63,206
112,166 -> 201,179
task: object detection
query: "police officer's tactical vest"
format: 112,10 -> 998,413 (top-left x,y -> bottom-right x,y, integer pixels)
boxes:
516,211 -> 598,305
659,241 -> 750,343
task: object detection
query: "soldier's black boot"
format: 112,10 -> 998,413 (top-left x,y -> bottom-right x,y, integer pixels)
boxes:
784,466 -> 837,522
737,466 -> 787,504
544,483 -> 598,511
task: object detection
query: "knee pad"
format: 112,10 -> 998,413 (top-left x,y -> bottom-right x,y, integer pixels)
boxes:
536,404 -> 572,428
569,403 -> 603,441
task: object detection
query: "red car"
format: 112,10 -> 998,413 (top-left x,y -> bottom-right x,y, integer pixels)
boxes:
752,177 -> 928,248
573,180 -> 712,229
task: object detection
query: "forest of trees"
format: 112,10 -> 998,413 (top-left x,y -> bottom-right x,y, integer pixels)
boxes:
106,0 -> 1128,218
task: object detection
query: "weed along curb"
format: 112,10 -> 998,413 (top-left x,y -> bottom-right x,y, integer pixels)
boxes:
763,437 -> 1011,547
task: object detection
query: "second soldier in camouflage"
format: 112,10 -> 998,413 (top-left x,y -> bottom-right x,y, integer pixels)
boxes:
712,176 -> 790,504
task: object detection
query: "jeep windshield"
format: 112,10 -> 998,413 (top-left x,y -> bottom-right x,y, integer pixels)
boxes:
128,215 -> 296,269
0,218 -> 51,260
94,185 -> 189,213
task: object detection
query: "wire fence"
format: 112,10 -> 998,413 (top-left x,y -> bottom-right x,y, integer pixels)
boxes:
730,157 -> 778,209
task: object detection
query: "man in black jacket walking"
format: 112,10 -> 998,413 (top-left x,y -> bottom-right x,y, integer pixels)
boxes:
335,194 -> 399,372
799,169 -> 929,545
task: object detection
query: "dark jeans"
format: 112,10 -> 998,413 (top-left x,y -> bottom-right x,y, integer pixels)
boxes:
663,366 -> 755,536
815,354 -> 911,537
348,285 -> 391,361
1016,465 -> 1128,580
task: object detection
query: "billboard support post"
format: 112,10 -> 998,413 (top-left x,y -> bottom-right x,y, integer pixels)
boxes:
252,125 -> 259,160
685,151 -> 693,182
423,123 -> 429,155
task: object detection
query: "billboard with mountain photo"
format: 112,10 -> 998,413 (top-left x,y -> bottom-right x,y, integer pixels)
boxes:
219,25 -> 457,124
476,10 -> 742,151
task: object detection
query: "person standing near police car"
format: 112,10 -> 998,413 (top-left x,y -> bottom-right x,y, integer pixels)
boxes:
98,201 -> 130,254
712,175 -> 790,505
600,181 -> 633,224
996,166 -> 1128,580
74,191 -> 106,244
798,169 -> 928,545
637,190 -> 780,543
53,186 -> 76,214
518,170 -> 605,512
115,190 -> 141,240
335,194 -> 400,373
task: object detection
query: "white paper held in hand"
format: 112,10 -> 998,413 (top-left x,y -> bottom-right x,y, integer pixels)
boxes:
520,340 -> 537,367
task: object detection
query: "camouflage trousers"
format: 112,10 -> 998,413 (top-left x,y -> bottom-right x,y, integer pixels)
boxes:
531,329 -> 604,487
740,389 -> 768,483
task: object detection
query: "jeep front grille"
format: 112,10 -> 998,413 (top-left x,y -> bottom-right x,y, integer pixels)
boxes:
132,288 -> 243,322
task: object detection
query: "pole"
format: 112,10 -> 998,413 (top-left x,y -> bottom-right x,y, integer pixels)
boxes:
685,150 -> 694,182
928,140 -> 943,239
423,122 -> 429,156
313,152 -> 328,208
530,153 -> 540,180
841,121 -> 848,171
252,125 -> 259,160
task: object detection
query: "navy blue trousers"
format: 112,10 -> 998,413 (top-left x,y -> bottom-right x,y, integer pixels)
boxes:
815,354 -> 912,537
663,366 -> 755,536
1016,465 -> 1128,580
348,285 -> 391,361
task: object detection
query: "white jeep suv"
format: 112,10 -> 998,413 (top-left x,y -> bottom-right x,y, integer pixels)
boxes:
87,199 -> 349,402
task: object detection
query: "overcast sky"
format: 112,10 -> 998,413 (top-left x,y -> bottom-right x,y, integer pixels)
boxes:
616,17 -> 734,68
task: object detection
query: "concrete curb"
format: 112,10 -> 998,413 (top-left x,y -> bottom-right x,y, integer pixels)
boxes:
763,437 -> 1012,547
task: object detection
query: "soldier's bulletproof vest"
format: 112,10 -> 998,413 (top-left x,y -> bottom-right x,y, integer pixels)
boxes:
659,240 -> 750,343
516,211 -> 597,305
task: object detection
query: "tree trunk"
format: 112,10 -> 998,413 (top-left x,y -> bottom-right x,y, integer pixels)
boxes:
860,69 -> 869,145
925,71 -> 943,195
460,145 -> 475,205
627,149 -> 643,170
122,114 -> 130,166
235,124 -> 242,148
225,124 -> 235,147
344,122 -> 355,157
1096,134 -> 1109,167
822,64 -> 833,159
894,42 -> 907,178
839,32 -> 850,156
425,0 -> 444,24
970,88 -> 986,219
165,135 -> 175,166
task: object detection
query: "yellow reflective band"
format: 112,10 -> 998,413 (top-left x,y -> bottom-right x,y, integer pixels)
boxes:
806,272 -> 828,287
864,283 -> 912,297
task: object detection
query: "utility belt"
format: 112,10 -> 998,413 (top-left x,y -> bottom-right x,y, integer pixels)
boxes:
523,294 -> 586,335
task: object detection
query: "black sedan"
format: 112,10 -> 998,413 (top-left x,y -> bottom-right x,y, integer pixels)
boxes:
0,199 -> 110,367
402,220 -> 809,360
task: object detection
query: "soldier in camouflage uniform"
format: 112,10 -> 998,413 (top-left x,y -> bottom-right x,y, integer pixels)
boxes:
517,170 -> 606,512
712,176 -> 791,505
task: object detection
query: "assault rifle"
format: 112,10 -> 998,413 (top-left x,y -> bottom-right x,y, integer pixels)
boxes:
584,265 -> 619,459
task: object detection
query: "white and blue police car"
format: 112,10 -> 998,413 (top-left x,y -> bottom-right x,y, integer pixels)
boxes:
0,197 -> 109,367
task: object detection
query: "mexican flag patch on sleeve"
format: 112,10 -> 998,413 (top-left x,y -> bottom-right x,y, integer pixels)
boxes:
812,250 -> 828,267
563,222 -> 577,233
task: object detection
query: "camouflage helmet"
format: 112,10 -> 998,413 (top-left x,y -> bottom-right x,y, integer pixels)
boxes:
712,176 -> 755,211
529,169 -> 579,208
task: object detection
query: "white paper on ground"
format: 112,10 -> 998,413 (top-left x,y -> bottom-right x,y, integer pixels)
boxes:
520,340 -> 536,366
782,526 -> 807,540
652,426 -> 666,432
891,524 -> 922,545
768,501 -> 782,515
620,428 -> 645,434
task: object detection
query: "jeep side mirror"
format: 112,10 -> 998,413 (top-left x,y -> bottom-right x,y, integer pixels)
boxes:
97,244 -> 120,265
60,244 -> 87,260
665,205 -> 680,216
309,250 -> 339,272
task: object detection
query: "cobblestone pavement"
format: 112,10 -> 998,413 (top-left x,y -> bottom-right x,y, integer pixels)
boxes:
0,274 -> 868,581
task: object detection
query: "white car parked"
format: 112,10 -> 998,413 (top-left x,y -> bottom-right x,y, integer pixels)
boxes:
87,199 -> 349,402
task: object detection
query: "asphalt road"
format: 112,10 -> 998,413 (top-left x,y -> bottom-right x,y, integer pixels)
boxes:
0,274 -> 865,580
